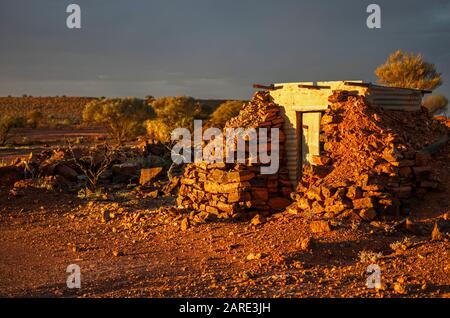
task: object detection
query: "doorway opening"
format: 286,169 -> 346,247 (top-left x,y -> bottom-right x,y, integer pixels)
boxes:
296,111 -> 322,181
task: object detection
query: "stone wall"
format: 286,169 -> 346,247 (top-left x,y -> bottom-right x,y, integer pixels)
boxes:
177,91 -> 292,219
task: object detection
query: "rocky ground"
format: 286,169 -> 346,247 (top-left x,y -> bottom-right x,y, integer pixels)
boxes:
0,144 -> 449,298
0,98 -> 449,298
0,126 -> 108,163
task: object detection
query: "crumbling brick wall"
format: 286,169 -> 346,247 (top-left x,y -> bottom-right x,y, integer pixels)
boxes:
177,91 -> 292,219
289,90 -> 448,221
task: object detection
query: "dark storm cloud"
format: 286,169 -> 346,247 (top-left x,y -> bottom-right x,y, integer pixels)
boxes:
0,0 -> 449,102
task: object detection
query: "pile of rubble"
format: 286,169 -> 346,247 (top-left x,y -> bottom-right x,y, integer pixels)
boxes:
289,90 -> 449,221
435,115 -> 450,129
0,143 -> 176,197
177,91 -> 292,219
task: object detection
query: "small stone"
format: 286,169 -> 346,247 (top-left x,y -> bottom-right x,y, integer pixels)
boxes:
145,190 -> 159,199
292,261 -> 304,269
359,208 -> 377,221
268,197 -> 291,210
298,237 -> 315,251
241,272 -> 252,280
112,250 -> 124,257
55,165 -> 78,181
310,220 -> 332,233
393,280 -> 408,295
431,222 -> 443,241
421,280 -> 428,290
102,209 -> 111,223
139,167 -> 164,186
246,253 -> 262,261
181,217 -> 190,231
250,214 -> 266,227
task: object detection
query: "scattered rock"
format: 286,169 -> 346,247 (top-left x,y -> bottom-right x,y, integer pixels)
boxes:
112,163 -> 140,182
139,167 -> 164,186
162,176 -> 181,196
55,165 -> 78,181
267,197 -> 291,210
181,217 -> 190,231
393,277 -> 408,295
291,261 -> 304,269
359,208 -> 377,221
102,209 -> 111,223
298,237 -> 315,251
246,252 -> 263,261
250,214 -> 266,227
431,222 -> 443,241
310,220 -> 332,233
144,190 -> 159,199
112,250 -> 124,257
241,271 -> 253,280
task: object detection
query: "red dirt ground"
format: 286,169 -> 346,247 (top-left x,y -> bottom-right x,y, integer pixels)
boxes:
0,144 -> 449,298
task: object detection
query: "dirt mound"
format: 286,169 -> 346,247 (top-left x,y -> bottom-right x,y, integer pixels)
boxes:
289,91 -> 448,221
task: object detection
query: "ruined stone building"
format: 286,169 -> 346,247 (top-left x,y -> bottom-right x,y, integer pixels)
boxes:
177,80 -> 448,221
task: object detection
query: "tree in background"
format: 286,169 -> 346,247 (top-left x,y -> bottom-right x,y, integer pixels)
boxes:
26,110 -> 43,128
209,100 -> 244,129
146,96 -> 204,143
375,50 -> 442,90
83,97 -> 155,145
146,118 -> 175,144
422,95 -> 449,115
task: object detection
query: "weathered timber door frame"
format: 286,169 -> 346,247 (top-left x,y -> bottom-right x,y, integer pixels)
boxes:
295,110 -> 323,182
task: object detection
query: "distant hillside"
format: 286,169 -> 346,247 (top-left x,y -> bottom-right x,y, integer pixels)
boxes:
0,96 -> 246,122
0,96 -> 97,121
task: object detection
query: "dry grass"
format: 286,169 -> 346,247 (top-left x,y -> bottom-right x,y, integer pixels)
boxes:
357,250 -> 383,263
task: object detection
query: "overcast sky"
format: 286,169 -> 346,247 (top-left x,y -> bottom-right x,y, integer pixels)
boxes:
0,0 -> 449,100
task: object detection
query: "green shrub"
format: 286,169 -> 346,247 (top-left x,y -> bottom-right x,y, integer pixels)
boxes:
209,100 -> 244,128
146,96 -> 204,143
26,110 -> 43,128
10,116 -> 27,128
375,50 -> 442,90
83,97 -> 155,145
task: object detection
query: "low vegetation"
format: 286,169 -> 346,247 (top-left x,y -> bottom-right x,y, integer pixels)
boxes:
83,97 -> 155,145
0,115 -> 16,146
26,110 -> 44,128
375,50 -> 442,90
68,142 -> 117,191
357,250 -> 383,263
423,95 -> 449,114
146,96 -> 205,143
209,100 -> 244,128
0,96 -> 96,122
